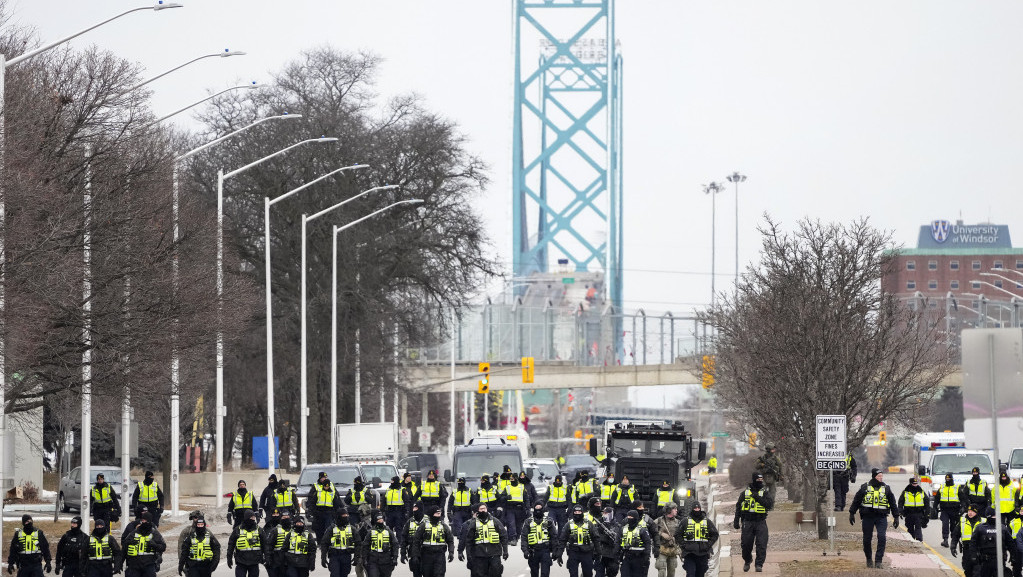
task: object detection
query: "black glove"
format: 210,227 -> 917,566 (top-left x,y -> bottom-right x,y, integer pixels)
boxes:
55,564 -> 62,574
6,565 -> 12,575
556,557 -> 564,567
353,559 -> 360,568
732,520 -> 740,530
227,559 -> 233,569
503,551 -> 509,561
44,563 -> 51,574
227,516 -> 234,526
178,568 -> 184,576
849,513 -> 856,526
921,518 -> 929,528
321,559 -> 328,569
458,552 -> 465,562
892,517 -> 899,529
951,543 -> 958,558
447,553 -> 454,562
114,566 -> 122,575
653,550 -> 660,559
400,553 -> 407,565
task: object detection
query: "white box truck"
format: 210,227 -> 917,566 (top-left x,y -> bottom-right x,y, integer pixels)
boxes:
335,422 -> 399,463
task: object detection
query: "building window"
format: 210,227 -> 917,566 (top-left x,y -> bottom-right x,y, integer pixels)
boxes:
950,280 -> 959,290
973,261 -> 982,270
951,260 -> 960,270
994,260 -> 1004,269
927,280 -> 937,289
972,281 -> 981,290
995,280 -> 1003,288
906,261 -> 916,271
928,260 -> 937,271
972,300 -> 980,309
1016,260 -> 1023,270
907,280 -> 916,290
929,301 -> 938,309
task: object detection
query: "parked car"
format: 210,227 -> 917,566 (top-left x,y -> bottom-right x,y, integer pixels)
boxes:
59,466 -> 132,513
296,461 -> 398,508
399,452 -> 452,482
524,458 -> 561,498
559,454 -> 599,480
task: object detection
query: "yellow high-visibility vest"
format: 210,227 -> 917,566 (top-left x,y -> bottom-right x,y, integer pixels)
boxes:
600,483 -> 617,501
137,481 -> 159,503
940,485 -> 959,503
505,485 -> 525,504
656,489 -> 674,506
385,489 -> 404,507
233,492 -> 255,510
330,526 -> 354,550
126,534 -> 153,557
89,536 -> 113,561
16,531 -> 39,554
289,531 -> 310,554
316,484 -> 337,507
862,486 -> 889,510
189,535 -> 213,561
902,491 -> 924,508
474,520 -> 500,544
370,529 -> 390,552
453,490 -> 473,507
526,520 -> 549,545
683,519 -> 708,542
235,529 -> 261,551
92,486 -> 113,504
997,483 -> 1015,514
548,486 -> 568,504
422,481 -> 441,498
741,488 -> 767,514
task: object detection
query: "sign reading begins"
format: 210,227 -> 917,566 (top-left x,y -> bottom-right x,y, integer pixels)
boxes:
815,414 -> 847,471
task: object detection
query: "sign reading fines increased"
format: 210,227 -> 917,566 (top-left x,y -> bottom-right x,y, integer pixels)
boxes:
815,415 -> 847,470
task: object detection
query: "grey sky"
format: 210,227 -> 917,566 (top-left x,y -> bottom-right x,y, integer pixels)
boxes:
10,1 -> 1023,316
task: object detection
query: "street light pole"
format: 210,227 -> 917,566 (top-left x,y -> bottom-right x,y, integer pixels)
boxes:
726,172 -> 746,284
331,199 -> 424,448
702,182 -> 725,310
216,136 -> 336,499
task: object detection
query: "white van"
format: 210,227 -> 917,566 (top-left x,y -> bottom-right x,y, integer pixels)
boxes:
922,450 -> 996,504
913,431 -> 966,484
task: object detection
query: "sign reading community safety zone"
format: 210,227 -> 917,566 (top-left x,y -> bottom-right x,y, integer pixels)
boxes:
815,414 -> 847,471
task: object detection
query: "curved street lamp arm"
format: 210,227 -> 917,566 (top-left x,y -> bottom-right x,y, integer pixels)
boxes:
306,181 -> 394,222
126,50 -> 245,94
145,83 -> 259,129
272,163 -> 368,208
333,199 -> 424,237
176,114 -> 302,163
226,137 -> 337,180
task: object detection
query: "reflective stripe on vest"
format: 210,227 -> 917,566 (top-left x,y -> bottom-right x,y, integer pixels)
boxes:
233,492 -> 255,510
961,516 -> 979,541
137,481 -> 159,503
316,484 -> 336,507
968,481 -> 988,498
741,488 -> 767,514
408,519 -> 422,540
89,536 -> 113,561
330,526 -> 354,550
708,458 -> 718,468
127,534 -> 153,557
426,525 -> 446,545
289,531 -> 310,555
17,531 -> 39,554
684,519 -> 708,543
575,480 -> 594,497
656,489 -> 674,506
475,520 -> 500,545
902,491 -> 924,508
349,490 -> 368,505
940,485 -> 959,503
273,527 -> 288,551
385,489 -> 404,507
92,486 -> 113,504
236,529 -> 261,551
371,529 -> 391,552
1012,518 -> 1023,540
190,535 -> 213,561
620,527 -> 643,549
275,490 -> 294,508
526,520 -> 549,546
569,521 -> 591,546
862,486 -> 889,510
548,486 -> 567,504
998,484 -> 1015,513
505,485 -> 524,503
453,490 -> 472,507
600,484 -> 617,501
478,488 -> 497,503
615,487 -> 635,505
422,481 -> 441,498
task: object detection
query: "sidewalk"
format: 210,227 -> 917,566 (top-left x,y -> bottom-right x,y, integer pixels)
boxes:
711,475 -> 960,576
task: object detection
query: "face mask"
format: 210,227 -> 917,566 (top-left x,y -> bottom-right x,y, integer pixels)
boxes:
355,482 -> 364,490
458,483 -> 467,490
603,513 -> 613,523
271,516 -> 281,525
477,511 -> 489,522
23,523 -> 33,534
96,482 -> 106,488
391,481 -> 400,488
690,510 -> 704,521
481,480 -> 491,488
572,513 -> 583,522
972,474 -> 980,482
753,481 -> 764,490
238,487 -> 247,495
627,517 -> 638,528
431,515 -> 442,525
338,516 -> 349,527
297,524 -> 307,533
946,477 -> 954,486
138,523 -> 152,535
427,477 -> 436,482
92,526 -> 107,537
533,509 -> 544,520
554,480 -> 562,487
243,518 -> 257,529
520,477 -> 529,484
145,478 -> 154,486
281,519 -> 293,530
195,526 -> 207,537
511,479 -> 519,486
413,509 -> 423,521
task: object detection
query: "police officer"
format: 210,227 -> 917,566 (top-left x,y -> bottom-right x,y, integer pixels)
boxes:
951,504 -> 982,574
544,476 -> 570,531
498,467 -> 514,494
227,510 -> 264,577
520,473 -> 539,509
897,477 -> 929,542
554,505 -> 598,577
520,504 -> 555,577
593,506 -> 619,577
410,506 -> 454,577
447,478 -> 475,541
266,511 -> 294,577
361,512 -> 398,577
230,481 -> 258,528
599,475 -> 617,504
129,473 -> 163,528
261,476 -> 280,518
476,476 -> 498,510
754,444 -> 784,499
121,512 -> 165,577
178,517 -> 221,577
274,481 -> 300,519
612,478 -> 637,525
654,482 -> 677,519
501,473 -> 531,542
401,474 -> 421,504
308,473 -> 341,542
616,510 -> 652,577
400,501 -> 426,577
675,503 -> 717,577
573,472 -> 595,506
960,467 -> 992,513
733,473 -> 773,573
420,472 -> 447,519
832,454 -> 857,512
55,517 -> 87,577
284,517 -> 317,577
7,514 -> 52,577
849,468 -> 899,569
972,507 -> 1011,577
936,473 -> 960,548
995,470 -> 1017,527
179,512 -> 205,557
1009,505 -> 1023,577
81,518 -> 120,577
320,510 -> 358,577
119,509 -> 149,551
459,503 -> 508,577
344,478 -> 376,525
706,457 -> 717,475
383,477 -> 408,532
90,475 -> 122,526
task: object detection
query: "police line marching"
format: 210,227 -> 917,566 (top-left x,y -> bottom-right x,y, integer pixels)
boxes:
9,469 -> 721,577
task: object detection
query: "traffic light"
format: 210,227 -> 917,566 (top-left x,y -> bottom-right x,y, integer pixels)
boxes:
477,362 -> 490,394
879,431 -> 887,446
521,357 -> 535,384
749,432 -> 757,448
701,355 -> 715,389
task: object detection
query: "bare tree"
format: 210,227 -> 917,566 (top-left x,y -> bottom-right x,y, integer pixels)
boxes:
700,216 -> 954,539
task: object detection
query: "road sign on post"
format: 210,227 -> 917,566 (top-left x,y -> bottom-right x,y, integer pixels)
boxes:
815,415 -> 847,470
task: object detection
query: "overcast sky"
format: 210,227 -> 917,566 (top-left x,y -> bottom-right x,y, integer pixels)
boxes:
9,1 -> 1023,316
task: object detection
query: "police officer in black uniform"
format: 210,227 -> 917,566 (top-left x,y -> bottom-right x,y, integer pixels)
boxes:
615,510 -> 652,577
320,510 -> 358,577
849,468 -> 899,569
361,512 -> 399,577
459,503 -> 509,577
55,517 -> 87,577
520,503 -> 556,577
733,473 -> 773,573
7,514 -> 52,577
177,518 -> 221,577
284,517 -> 317,577
121,512 -> 164,577
409,506 -> 454,577
81,518 -> 121,577
226,510 -> 264,577
554,505 -> 599,577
